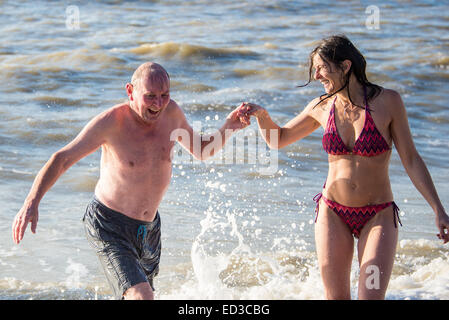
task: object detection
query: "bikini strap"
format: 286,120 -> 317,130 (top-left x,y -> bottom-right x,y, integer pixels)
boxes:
363,85 -> 373,113
313,192 -> 323,222
392,202 -> 403,228
332,95 -> 338,110
312,180 -> 328,222
325,97 -> 338,133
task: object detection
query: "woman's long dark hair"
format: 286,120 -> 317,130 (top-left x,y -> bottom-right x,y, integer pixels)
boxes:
300,35 -> 382,109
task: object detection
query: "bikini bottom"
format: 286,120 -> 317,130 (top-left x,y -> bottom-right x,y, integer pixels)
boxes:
313,192 -> 402,238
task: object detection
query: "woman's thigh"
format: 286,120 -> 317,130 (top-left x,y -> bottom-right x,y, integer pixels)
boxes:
357,205 -> 398,300
315,202 -> 355,299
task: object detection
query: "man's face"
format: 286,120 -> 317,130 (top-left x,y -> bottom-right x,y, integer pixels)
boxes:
128,76 -> 170,124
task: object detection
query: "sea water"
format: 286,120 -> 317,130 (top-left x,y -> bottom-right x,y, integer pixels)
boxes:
0,0 -> 448,299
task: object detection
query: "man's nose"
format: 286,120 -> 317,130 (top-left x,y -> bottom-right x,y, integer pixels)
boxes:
154,97 -> 163,108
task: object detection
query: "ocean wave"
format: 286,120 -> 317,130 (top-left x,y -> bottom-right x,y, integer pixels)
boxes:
430,55 -> 449,69
0,49 -> 126,73
389,239 -> 449,299
181,102 -> 231,112
157,237 -> 449,300
0,50 -> 128,93
32,96 -> 91,108
12,130 -> 75,145
366,71 -> 395,84
0,167 -> 35,182
25,117 -> 82,129
232,67 -> 300,81
0,278 -> 112,300
127,42 -> 259,61
61,174 -> 98,192
1,238 -> 447,300
397,238 -> 448,258
414,71 -> 449,82
171,80 -> 217,93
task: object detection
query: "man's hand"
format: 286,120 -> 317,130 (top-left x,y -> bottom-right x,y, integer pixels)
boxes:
225,103 -> 251,131
12,202 -> 39,244
236,102 -> 267,119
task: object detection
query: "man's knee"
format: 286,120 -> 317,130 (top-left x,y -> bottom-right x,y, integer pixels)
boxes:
123,282 -> 154,300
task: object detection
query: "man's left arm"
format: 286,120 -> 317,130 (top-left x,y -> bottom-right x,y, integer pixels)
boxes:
173,102 -> 249,160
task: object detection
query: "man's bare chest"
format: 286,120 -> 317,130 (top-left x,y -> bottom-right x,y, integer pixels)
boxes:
107,128 -> 176,168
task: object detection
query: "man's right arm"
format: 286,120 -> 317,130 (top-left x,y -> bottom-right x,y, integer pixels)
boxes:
12,108 -> 115,244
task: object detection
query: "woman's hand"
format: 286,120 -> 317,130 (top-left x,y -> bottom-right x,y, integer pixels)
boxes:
12,202 -> 39,244
237,102 -> 268,120
436,211 -> 449,244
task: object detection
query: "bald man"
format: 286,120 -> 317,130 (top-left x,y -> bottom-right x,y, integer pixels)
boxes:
12,62 -> 249,300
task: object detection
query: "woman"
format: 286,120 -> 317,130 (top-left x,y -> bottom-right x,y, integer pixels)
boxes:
238,35 -> 449,299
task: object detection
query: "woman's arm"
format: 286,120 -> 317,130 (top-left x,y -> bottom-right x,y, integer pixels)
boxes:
239,98 -> 322,149
389,90 -> 449,243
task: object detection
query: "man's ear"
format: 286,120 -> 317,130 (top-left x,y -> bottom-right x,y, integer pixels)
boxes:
126,83 -> 134,101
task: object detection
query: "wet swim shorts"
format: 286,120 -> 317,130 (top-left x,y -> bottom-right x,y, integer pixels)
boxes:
83,196 -> 161,299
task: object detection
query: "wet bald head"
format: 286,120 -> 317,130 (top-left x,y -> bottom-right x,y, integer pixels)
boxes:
131,62 -> 170,90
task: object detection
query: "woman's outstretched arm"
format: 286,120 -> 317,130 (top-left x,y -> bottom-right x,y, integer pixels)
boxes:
238,98 -> 322,149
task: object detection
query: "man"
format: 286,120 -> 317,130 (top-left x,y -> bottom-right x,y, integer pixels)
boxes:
12,62 -> 249,299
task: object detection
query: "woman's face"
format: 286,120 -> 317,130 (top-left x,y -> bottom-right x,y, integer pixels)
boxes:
312,54 -> 346,95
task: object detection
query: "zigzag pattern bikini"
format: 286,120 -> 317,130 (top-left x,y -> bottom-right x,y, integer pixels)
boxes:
314,88 -> 401,238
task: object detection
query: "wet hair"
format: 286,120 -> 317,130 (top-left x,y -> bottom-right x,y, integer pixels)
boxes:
299,34 -> 382,109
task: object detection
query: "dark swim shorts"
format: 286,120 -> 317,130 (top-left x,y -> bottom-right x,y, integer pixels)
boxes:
83,196 -> 161,299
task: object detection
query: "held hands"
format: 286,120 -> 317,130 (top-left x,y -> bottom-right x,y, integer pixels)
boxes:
236,102 -> 267,120
225,104 -> 250,131
226,102 -> 268,131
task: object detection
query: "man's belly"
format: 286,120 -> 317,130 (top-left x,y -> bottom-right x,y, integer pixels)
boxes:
94,168 -> 172,222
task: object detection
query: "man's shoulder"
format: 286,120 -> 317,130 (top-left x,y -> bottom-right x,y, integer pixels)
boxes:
165,99 -> 182,114
163,99 -> 191,129
105,102 -> 129,115
97,102 -> 128,120
88,102 -> 128,132
164,99 -> 186,120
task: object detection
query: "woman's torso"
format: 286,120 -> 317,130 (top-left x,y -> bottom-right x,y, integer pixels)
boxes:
310,88 -> 395,206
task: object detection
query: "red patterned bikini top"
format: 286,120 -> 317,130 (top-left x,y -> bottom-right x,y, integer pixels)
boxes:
322,88 -> 391,157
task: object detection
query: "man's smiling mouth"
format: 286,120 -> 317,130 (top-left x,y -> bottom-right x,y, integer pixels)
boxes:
147,108 -> 160,115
